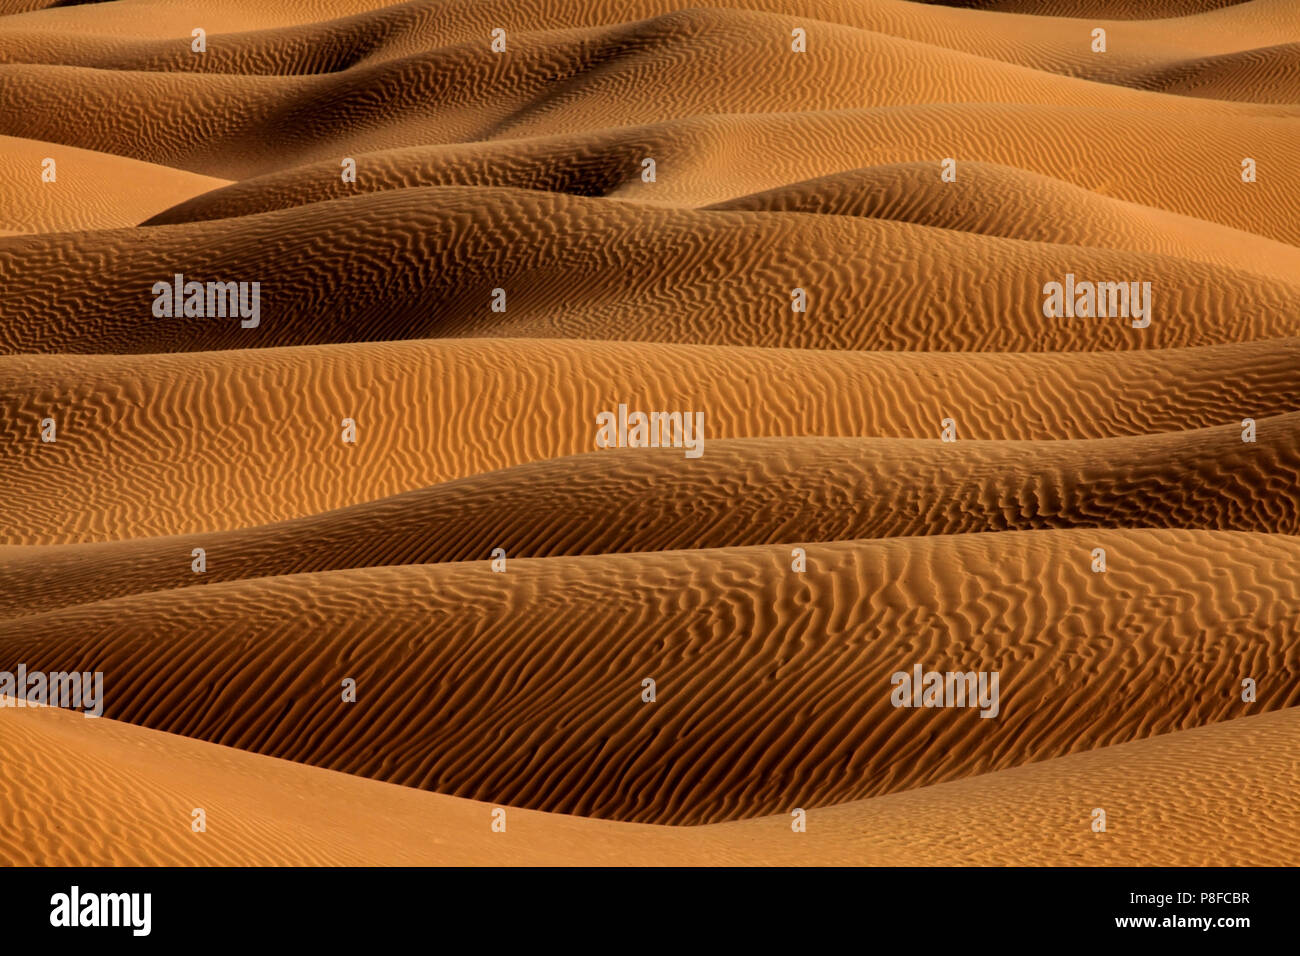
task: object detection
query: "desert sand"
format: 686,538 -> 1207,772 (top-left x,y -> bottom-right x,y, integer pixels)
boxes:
5,700 -> 1299,866
0,0 -> 1296,865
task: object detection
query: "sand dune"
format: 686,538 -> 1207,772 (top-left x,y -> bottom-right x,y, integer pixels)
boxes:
1,0 -> 1297,867
6,186 -> 1300,355
1,529 -> 1296,824
138,105 -> 1300,240
16,20 -> 1275,187
0,135 -> 230,235
3,0 -> 1294,83
5,6 -> 1291,125
2,416 -> 1297,616
4,10 -> 1298,184
708,161 -> 1300,278
4,338 -> 1296,543
1123,41 -> 1300,103
4,701 -> 1297,866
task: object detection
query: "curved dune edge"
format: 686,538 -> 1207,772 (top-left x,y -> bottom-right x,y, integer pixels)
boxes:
144,155 -> 1300,281
6,186 -> 1300,355
1122,41 -> 1300,104
1,417 -> 1297,616
3,338 -> 1296,543
0,135 -> 231,235
137,106 -> 1300,248
705,161 -> 1300,279
2,682 -> 1298,866
0,529 -> 1295,825
11,8 -> 1291,193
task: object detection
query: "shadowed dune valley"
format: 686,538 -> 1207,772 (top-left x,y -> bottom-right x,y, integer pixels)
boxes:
1,0 -> 1298,915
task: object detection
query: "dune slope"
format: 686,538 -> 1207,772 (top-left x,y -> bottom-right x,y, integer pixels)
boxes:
2,416 -> 1299,615
4,702 -> 1298,866
1,530 -> 1295,825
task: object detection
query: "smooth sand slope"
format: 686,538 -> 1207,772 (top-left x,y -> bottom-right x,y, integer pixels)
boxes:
1,0 -> 1297,865
1,530 -> 1295,824
0,136 -> 230,235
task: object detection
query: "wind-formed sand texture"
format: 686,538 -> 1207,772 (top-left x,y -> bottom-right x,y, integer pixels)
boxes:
1,0 -> 1297,865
